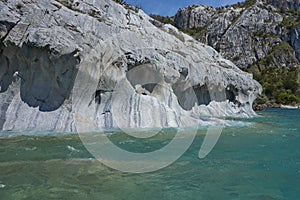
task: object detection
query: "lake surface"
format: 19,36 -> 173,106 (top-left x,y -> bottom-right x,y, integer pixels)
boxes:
0,108 -> 299,199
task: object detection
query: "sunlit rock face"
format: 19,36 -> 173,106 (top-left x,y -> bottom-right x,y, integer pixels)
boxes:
174,0 -> 300,70
0,0 -> 261,132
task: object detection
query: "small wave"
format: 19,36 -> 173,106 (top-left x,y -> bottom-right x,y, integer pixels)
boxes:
104,132 -> 115,136
67,145 -> 80,152
0,130 -> 78,139
0,119 -> 251,139
119,139 -> 135,145
224,120 -> 252,127
288,128 -> 297,131
0,158 -> 98,166
24,147 -> 37,151
0,184 -> 5,189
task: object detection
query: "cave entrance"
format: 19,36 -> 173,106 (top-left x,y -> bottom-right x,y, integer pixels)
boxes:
173,82 -> 239,111
172,83 -> 212,111
225,84 -> 238,103
126,64 -> 160,95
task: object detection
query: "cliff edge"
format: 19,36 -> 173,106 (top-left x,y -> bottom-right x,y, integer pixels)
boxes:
0,0 -> 261,132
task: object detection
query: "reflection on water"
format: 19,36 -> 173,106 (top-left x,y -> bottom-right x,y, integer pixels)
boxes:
0,109 -> 300,199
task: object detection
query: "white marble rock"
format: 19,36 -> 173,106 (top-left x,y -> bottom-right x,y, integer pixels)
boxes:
0,0 -> 262,132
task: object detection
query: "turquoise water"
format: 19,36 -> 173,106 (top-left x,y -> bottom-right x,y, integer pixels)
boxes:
0,108 -> 299,199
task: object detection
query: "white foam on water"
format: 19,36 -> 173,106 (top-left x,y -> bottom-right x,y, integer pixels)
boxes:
0,118 -> 252,139
0,130 -> 77,138
119,139 -> 135,145
25,147 -> 37,151
67,145 -> 80,152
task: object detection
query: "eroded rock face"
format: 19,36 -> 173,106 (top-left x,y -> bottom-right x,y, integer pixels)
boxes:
266,0 -> 300,11
0,0 -> 261,132
174,5 -> 216,30
174,0 -> 300,69
291,25 -> 300,61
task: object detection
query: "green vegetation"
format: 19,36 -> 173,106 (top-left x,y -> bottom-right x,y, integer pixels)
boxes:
232,0 -> 256,9
88,9 -> 106,22
280,16 -> 300,28
254,42 -> 296,68
247,42 -> 300,105
232,55 -> 241,61
112,0 -> 126,5
150,15 -> 174,26
16,2 -> 24,9
287,9 -> 299,16
149,14 -> 206,40
280,8 -> 300,28
56,0 -> 105,22
253,31 -> 277,38
181,26 -> 207,40
253,67 -> 300,105
264,18 -> 272,23
56,0 -> 84,13
168,28 -> 185,42
112,0 -> 140,13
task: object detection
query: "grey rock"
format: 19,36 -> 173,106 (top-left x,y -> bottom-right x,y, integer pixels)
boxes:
266,0 -> 300,11
174,0 -> 300,69
0,0 -> 261,132
174,5 -> 216,29
291,25 -> 300,61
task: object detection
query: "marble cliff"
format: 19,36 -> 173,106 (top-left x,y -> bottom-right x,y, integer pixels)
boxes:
0,0 -> 261,132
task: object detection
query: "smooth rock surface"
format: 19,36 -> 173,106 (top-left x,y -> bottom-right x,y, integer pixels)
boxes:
0,0 -> 261,132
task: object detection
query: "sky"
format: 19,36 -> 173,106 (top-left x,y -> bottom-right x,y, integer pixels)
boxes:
124,0 -> 245,16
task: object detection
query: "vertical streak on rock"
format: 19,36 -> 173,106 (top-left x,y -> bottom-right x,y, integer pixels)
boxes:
11,102 -> 22,130
104,93 -> 113,128
0,90 -> 14,130
137,94 -> 141,127
168,91 -> 172,108
149,97 -> 154,127
31,110 -> 40,129
133,93 -> 137,127
128,94 -> 133,127
173,110 -> 180,127
162,104 -> 168,127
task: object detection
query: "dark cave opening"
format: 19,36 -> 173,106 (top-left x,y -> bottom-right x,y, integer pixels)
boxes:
173,82 -> 239,111
126,65 -> 160,95
225,84 -> 238,103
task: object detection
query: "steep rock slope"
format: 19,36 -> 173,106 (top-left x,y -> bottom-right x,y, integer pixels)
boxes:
175,0 -> 300,69
173,0 -> 300,105
0,0 -> 261,132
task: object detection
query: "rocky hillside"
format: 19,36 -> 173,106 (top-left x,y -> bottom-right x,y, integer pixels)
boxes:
171,0 -> 300,106
0,0 -> 260,132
